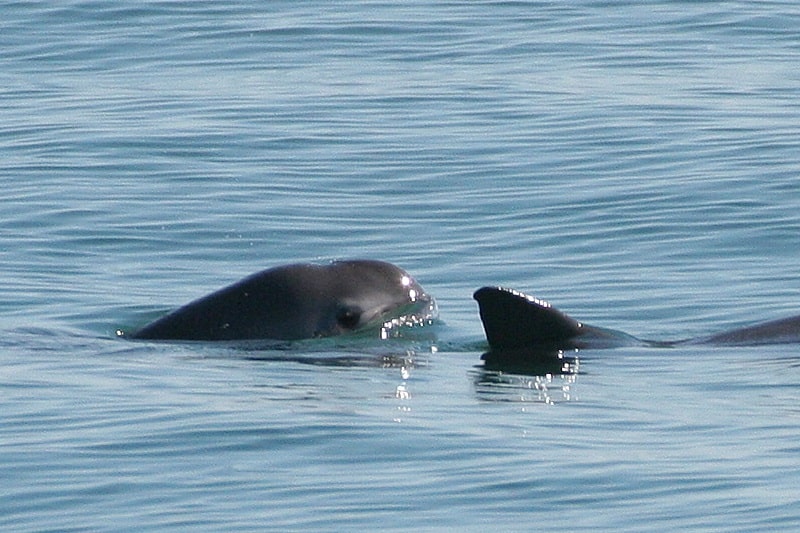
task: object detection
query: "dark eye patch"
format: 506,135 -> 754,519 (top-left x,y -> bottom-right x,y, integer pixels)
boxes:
335,306 -> 362,330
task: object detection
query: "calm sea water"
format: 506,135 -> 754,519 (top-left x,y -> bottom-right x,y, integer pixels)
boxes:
4,1 -> 800,531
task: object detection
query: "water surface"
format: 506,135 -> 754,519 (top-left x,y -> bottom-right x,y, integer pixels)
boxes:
3,1 -> 800,531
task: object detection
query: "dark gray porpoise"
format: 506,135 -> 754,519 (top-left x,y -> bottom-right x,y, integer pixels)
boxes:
131,260 -> 436,341
474,286 -> 800,352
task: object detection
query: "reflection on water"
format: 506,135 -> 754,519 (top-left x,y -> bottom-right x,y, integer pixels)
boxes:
237,347 -> 430,370
481,346 -> 580,375
474,348 -> 580,404
473,365 -> 579,405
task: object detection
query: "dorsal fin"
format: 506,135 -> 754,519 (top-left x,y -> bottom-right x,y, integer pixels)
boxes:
473,287 -> 584,351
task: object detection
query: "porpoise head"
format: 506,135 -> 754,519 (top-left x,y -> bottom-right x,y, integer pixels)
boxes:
306,260 -> 438,338
130,259 -> 437,341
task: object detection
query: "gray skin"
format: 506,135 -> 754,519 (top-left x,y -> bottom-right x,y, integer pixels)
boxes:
473,286 -> 800,353
130,260 -> 436,341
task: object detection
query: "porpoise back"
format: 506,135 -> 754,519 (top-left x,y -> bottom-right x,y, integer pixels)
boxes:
473,286 -> 800,352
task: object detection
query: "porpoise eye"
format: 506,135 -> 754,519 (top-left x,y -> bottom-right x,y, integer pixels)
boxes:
335,306 -> 362,330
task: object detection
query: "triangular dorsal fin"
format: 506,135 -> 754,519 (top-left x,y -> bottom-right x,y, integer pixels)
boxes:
473,287 -> 584,351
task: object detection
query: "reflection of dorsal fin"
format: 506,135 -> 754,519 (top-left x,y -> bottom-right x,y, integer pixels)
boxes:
473,287 -> 584,350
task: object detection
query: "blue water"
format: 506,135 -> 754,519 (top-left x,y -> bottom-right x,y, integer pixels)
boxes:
3,1 -> 800,530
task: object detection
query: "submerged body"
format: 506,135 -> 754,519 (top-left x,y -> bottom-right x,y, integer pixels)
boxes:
130,260 -> 437,341
473,286 -> 800,354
